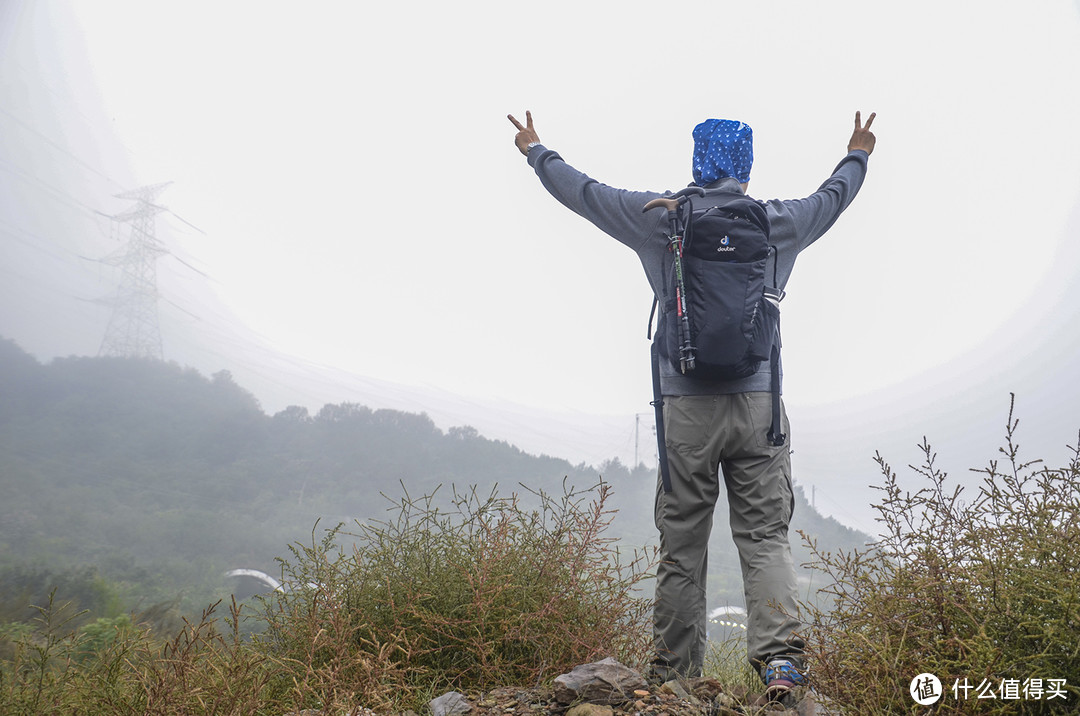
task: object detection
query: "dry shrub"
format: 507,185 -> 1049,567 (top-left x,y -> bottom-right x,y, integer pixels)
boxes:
256,479 -> 656,712
801,396 -> 1080,714
125,600 -> 272,715
1,480 -> 653,714
0,595 -> 271,715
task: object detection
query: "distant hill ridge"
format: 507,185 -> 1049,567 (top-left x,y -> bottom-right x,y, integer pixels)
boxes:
0,337 -> 870,611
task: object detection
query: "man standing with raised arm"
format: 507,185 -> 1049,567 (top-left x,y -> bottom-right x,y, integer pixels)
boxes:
508,110 -> 876,696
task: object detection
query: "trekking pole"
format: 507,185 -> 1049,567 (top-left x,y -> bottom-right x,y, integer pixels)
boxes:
643,187 -> 704,493
644,187 -> 705,374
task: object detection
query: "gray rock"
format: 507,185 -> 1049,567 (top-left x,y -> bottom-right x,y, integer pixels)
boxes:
553,657 -> 648,705
659,679 -> 692,700
565,704 -> 614,716
428,691 -> 473,716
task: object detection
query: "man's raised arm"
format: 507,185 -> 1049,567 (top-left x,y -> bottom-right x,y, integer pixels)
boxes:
767,110 -> 878,256
506,110 -> 663,250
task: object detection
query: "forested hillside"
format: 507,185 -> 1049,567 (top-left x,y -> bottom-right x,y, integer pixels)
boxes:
0,337 -> 867,620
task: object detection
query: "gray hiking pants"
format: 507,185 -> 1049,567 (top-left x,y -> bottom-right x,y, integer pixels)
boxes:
652,392 -> 804,678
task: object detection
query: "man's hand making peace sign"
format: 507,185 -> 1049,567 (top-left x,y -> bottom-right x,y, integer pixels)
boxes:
848,111 -> 877,155
508,111 -> 540,156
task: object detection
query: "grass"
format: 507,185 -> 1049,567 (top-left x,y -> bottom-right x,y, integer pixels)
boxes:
0,479 -> 656,714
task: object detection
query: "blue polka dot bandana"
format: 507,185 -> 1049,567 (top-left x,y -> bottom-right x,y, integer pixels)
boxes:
692,119 -> 753,185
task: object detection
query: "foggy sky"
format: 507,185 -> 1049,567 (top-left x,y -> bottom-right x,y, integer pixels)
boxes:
2,0 -> 1079,533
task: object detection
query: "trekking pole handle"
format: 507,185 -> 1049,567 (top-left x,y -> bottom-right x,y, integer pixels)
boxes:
642,186 -> 705,213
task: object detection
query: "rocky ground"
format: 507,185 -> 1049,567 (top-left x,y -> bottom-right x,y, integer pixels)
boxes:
287,658 -> 833,716
449,678 -> 825,716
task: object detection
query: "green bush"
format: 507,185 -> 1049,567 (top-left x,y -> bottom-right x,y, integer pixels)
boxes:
255,479 -> 656,712
801,397 -> 1080,714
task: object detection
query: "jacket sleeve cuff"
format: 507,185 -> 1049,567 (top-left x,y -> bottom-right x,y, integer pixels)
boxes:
526,143 -> 549,167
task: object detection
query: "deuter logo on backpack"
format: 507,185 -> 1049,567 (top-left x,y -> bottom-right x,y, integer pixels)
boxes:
686,199 -> 769,264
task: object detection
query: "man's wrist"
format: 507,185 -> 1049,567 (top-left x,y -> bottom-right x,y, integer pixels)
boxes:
526,141 -> 541,153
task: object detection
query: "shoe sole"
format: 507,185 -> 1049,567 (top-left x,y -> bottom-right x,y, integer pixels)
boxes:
764,682 -> 795,701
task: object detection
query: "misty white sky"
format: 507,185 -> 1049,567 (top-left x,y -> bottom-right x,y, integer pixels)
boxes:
2,0 -> 1079,533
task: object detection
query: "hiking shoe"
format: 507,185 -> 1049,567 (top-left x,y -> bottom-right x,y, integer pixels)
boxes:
762,658 -> 806,697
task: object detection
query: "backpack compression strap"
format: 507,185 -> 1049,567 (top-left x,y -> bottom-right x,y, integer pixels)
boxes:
765,280 -> 785,447
651,340 -> 673,493
767,342 -> 785,446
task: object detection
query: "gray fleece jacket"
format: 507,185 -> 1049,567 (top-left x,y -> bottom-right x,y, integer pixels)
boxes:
526,144 -> 869,396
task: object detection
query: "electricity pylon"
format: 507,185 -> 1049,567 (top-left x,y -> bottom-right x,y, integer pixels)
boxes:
97,182 -> 172,360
